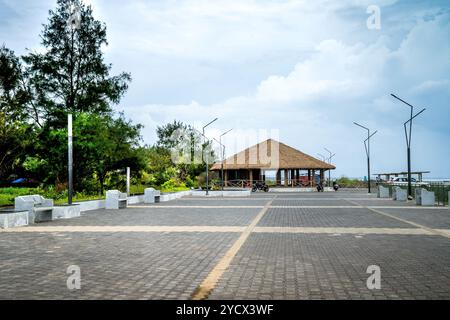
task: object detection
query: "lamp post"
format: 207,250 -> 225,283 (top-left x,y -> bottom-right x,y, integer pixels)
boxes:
66,3 -> 80,205
219,129 -> 233,191
324,148 -> 336,187
203,118 -> 218,195
68,114 -> 73,205
354,122 -> 377,193
391,94 -> 426,198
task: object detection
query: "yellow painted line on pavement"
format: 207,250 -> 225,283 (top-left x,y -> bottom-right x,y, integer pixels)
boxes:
191,197 -> 275,300
367,206 -> 448,210
128,205 -> 264,209
0,226 -> 246,233
253,227 -> 433,235
270,206 -> 363,209
345,199 -> 450,239
3,225 -> 441,236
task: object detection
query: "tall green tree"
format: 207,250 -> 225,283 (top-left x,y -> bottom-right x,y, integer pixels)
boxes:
23,0 -> 131,125
0,46 -> 36,179
0,45 -> 30,121
156,120 -> 215,181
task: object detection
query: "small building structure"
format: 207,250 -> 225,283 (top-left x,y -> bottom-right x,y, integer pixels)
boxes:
373,171 -> 430,182
210,139 -> 335,187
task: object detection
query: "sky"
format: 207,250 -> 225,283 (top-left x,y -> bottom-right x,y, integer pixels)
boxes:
1,0 -> 450,178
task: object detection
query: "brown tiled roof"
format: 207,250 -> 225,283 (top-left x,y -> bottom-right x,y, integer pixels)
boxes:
211,139 -> 335,170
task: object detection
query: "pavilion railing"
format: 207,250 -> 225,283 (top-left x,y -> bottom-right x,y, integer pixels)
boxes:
222,179 -> 318,188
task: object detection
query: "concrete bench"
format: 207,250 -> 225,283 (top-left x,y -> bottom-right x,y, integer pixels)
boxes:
377,185 -> 390,198
144,188 -> 161,203
14,195 -> 54,223
52,205 -> 81,220
0,210 -> 29,229
415,188 -> 435,206
105,190 -> 128,209
392,187 -> 407,201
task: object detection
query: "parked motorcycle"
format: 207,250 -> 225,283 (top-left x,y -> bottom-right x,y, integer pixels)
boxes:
316,183 -> 324,192
333,182 -> 339,192
252,181 -> 269,192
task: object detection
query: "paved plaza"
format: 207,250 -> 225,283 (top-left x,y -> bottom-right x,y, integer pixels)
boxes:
1,190 -> 450,300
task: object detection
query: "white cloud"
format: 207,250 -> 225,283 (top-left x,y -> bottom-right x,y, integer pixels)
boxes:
124,11 -> 450,177
2,0 -> 449,177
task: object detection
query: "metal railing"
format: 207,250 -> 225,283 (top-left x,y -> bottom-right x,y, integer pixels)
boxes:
221,179 -> 317,188
378,182 -> 450,206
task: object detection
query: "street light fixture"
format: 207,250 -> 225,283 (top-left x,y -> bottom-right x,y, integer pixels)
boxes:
66,6 -> 80,205
391,94 -> 426,198
202,118 -> 218,195
324,148 -> 336,187
219,129 -> 233,191
354,122 -> 377,193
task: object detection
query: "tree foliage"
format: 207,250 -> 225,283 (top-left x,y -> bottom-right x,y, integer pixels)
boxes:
23,113 -> 145,193
0,1 -> 143,196
23,0 -> 131,125
0,45 -> 31,121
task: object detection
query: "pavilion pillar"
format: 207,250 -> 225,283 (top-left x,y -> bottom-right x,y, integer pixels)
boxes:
249,170 -> 253,185
296,169 -> 300,186
320,169 -> 325,185
284,169 -> 288,187
290,169 -> 295,187
308,170 -> 312,186
312,170 -> 315,186
276,170 -> 281,186
224,171 -> 228,187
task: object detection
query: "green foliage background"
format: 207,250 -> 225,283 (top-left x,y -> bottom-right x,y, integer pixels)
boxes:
0,0 -> 210,206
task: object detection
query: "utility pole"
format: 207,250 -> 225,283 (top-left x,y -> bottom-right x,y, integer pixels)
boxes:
324,148 -> 336,187
68,114 -> 73,205
219,129 -> 233,191
66,3 -> 80,205
202,118 -> 218,195
391,94 -> 426,198
354,122 -> 377,194
126,167 -> 130,196
317,153 -> 326,162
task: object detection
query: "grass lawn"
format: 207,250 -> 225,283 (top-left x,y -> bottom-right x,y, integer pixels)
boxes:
0,186 -> 190,207
0,187 -> 103,207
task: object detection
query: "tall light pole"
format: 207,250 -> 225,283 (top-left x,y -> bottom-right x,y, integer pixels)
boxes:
324,148 -> 336,187
220,129 -> 233,191
203,118 -> 218,195
66,3 -> 80,205
391,94 -> 426,198
68,114 -> 73,204
354,122 -> 377,193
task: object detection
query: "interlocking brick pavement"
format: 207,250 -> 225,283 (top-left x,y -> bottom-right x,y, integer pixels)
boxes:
258,207 -> 415,228
209,233 -> 450,300
1,190 -> 449,300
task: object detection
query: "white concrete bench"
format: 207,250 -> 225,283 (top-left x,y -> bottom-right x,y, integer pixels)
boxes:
377,185 -> 390,198
0,210 -> 29,229
144,188 -> 161,203
105,190 -> 128,209
392,187 -> 407,201
415,188 -> 435,206
14,195 -> 54,223
52,205 -> 81,220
